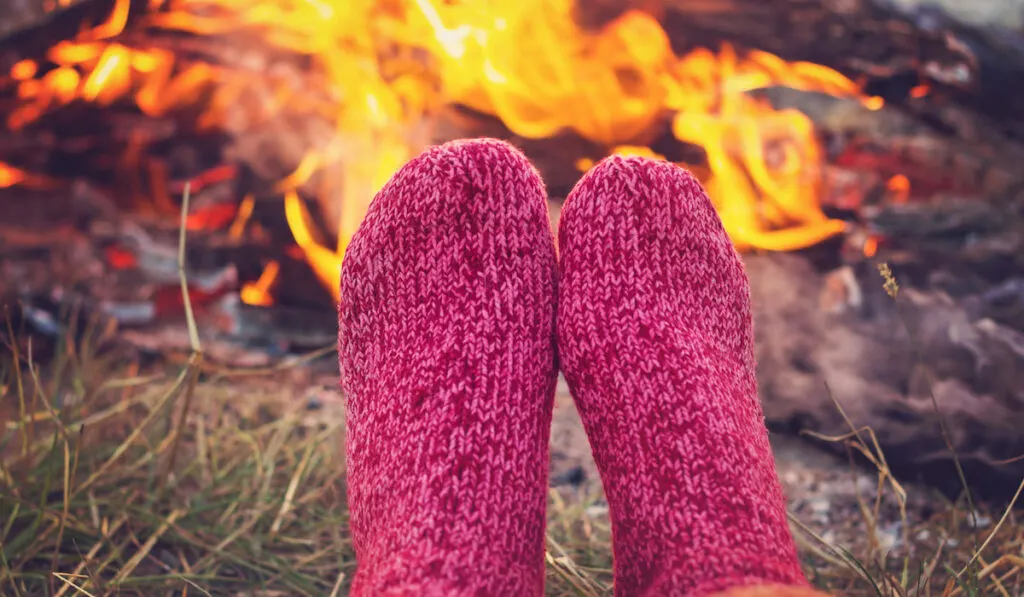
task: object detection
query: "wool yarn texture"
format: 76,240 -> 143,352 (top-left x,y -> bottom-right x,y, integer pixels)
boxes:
557,155 -> 810,596
339,138 -> 558,596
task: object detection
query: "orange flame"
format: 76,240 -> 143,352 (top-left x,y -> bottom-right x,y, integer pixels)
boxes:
5,0 -> 888,302
240,260 -> 279,306
0,162 -> 28,188
863,235 -> 879,258
887,174 -> 911,204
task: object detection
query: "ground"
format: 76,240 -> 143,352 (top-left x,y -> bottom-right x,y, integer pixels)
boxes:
2,335 -> 1019,596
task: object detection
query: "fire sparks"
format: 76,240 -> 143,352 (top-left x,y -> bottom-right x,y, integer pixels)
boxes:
4,0 -> 889,304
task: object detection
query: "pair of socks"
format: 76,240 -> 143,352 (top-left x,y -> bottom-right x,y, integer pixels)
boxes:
339,138 -> 820,596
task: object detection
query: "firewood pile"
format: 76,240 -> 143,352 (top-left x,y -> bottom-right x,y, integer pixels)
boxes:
1,0 -> 1023,498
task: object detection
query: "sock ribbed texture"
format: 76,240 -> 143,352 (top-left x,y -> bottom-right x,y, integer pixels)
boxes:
557,156 -> 809,597
339,138 -> 558,596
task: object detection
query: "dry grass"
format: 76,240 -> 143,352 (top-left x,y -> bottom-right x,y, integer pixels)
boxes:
3,298 -> 1022,596
0,335 -> 351,596
1,193 -> 1021,595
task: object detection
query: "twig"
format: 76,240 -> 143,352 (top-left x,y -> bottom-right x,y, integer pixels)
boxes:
178,183 -> 202,355
877,263 -> 979,553
160,182 -> 203,488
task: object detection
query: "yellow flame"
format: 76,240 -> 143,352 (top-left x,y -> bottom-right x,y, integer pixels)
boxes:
240,259 -> 279,306
0,162 -> 28,188
10,60 -> 38,80
5,0 -> 888,303
91,0 -> 132,40
284,191 -> 343,302
228,194 -> 256,240
887,174 -> 910,204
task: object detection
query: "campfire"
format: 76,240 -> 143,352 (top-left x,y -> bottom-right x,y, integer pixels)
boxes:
2,0 -> 1024,496
2,0 -> 884,295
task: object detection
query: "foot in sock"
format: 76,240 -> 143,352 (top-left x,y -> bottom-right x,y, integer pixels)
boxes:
557,156 -> 809,596
339,139 -> 558,596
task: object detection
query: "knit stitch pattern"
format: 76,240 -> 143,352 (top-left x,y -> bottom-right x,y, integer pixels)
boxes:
557,156 -> 808,596
339,138 -> 558,596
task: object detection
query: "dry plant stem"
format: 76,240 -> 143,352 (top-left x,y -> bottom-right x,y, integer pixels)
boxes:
787,513 -> 879,588
957,478 -> 1024,577
111,508 -> 186,583
834,386 -> 908,573
545,533 -> 604,597
69,186 -> 203,501
208,345 -> 335,381
877,263 -> 978,537
269,439 -> 316,538
328,571 -> 348,597
48,412 -> 80,593
788,519 -> 844,571
161,182 -> 204,488
51,516 -> 127,597
178,183 -> 202,355
876,263 -> 1017,593
895,301 -> 977,523
908,536 -> 948,597
799,382 -> 912,597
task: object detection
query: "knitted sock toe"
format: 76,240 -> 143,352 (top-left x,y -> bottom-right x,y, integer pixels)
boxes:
339,138 -> 558,596
557,156 -> 808,597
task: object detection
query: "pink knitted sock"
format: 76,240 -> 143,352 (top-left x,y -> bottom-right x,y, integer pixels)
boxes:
338,139 -> 558,596
557,156 -> 809,596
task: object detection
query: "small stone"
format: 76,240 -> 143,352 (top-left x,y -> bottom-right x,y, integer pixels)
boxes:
856,476 -> 877,496
808,497 -> 832,523
967,511 -> 992,529
550,465 -> 586,487
877,521 -> 903,552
